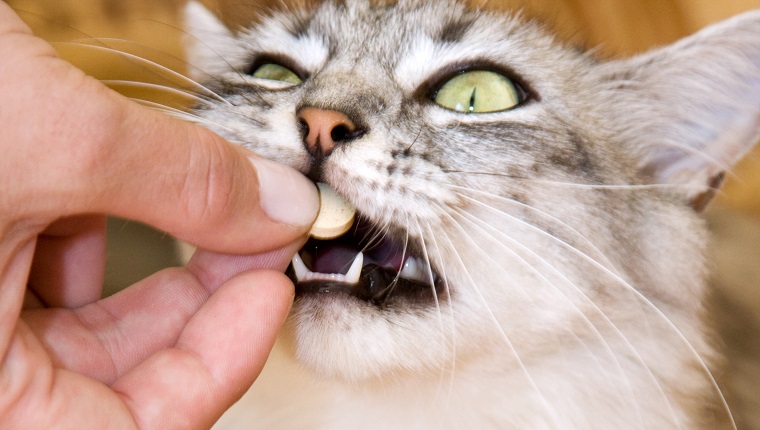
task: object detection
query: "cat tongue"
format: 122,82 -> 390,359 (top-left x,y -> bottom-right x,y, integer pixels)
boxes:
312,245 -> 359,274
311,237 -> 406,275
368,237 -> 406,269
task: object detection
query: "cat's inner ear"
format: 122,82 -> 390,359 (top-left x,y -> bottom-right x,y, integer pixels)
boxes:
599,11 -> 760,211
183,1 -> 242,80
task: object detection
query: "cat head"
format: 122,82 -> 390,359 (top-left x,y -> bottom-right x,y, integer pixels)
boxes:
183,0 -> 760,383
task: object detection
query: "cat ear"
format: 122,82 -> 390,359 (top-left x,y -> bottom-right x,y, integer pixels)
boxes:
183,1 -> 243,80
598,11 -> 760,211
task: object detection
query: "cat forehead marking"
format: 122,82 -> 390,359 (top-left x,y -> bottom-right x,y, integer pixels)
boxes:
248,17 -> 329,73
251,2 -> 570,100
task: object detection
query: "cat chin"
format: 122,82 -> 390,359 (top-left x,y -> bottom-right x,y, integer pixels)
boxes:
285,293 -> 469,382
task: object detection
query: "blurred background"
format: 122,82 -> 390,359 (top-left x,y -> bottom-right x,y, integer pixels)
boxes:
6,0 -> 759,428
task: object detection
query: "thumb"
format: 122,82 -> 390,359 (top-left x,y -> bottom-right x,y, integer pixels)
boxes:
89,93 -> 319,254
0,2 -> 318,254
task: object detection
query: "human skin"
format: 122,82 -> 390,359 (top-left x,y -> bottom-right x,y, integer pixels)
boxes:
0,3 -> 319,428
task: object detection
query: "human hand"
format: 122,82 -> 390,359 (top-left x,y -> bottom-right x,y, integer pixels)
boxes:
0,3 -> 318,429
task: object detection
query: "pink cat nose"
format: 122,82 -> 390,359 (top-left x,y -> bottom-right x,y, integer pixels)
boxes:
297,107 -> 359,157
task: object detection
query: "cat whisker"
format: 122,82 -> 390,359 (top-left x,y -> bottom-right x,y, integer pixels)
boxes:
422,216 -> 459,406
411,218 -> 452,404
442,170 -> 727,195
450,188 -> 732,423
449,185 -> 618,270
360,216 -> 392,254
403,125 -> 425,153
53,41 -> 233,106
450,193 -> 734,427
449,206 -> 650,426
86,15 -> 270,107
377,227 -> 410,305
102,80 -> 215,105
436,210 -> 566,429
61,37 -> 272,110
130,98 -> 204,121
129,98 -> 243,138
361,216 -> 403,305
412,218 -> 444,326
178,27 -> 273,108
452,207 -> 658,429
85,38 -> 269,110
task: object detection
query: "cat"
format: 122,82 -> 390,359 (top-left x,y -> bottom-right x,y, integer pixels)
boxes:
180,1 -> 760,428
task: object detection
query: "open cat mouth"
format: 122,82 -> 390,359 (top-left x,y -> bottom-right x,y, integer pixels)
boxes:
286,216 -> 443,305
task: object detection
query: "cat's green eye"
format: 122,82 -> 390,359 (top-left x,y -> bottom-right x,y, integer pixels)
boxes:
434,70 -> 522,113
250,63 -> 302,85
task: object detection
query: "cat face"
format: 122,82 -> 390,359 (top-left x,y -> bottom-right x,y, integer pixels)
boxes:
184,0 -> 760,390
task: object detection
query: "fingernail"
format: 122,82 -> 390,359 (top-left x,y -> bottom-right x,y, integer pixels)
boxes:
250,156 -> 319,227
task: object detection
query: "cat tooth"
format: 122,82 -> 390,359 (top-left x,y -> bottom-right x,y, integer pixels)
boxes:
292,252 -> 364,284
399,257 -> 415,280
344,252 -> 364,284
399,257 -> 426,283
291,253 -> 311,283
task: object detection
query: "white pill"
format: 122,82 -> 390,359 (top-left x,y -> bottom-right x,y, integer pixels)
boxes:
310,182 -> 356,240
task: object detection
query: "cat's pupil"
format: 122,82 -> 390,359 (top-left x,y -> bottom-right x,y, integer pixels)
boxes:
468,88 -> 477,112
